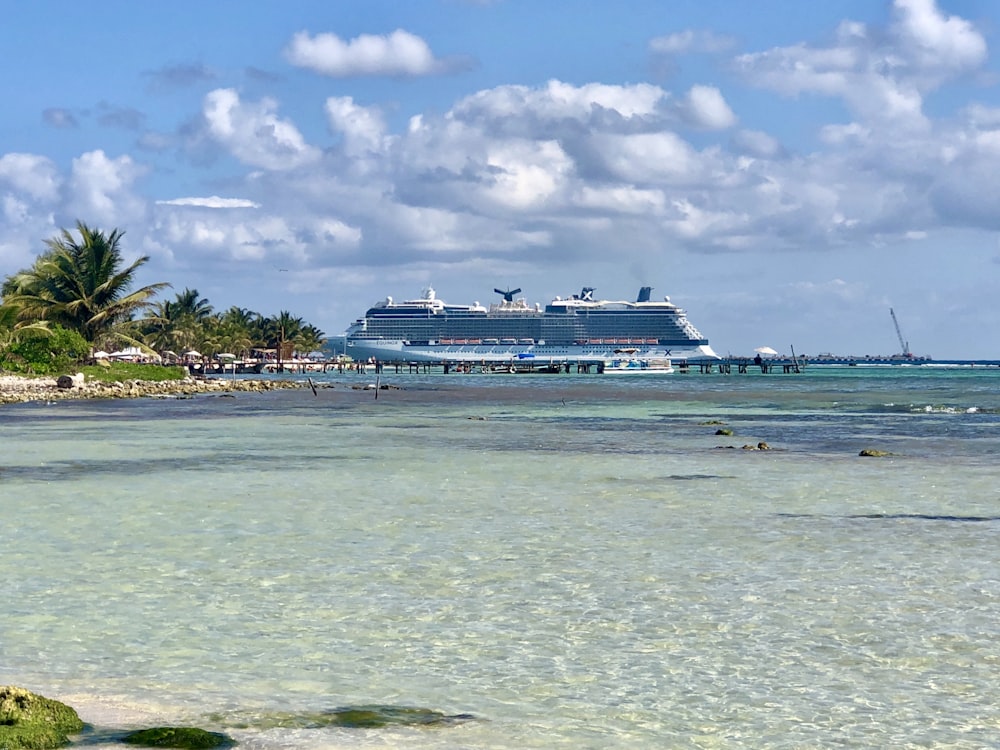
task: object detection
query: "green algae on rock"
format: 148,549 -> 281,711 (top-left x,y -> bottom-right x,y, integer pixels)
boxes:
0,686 -> 85,750
322,706 -> 474,728
858,448 -> 894,457
122,727 -> 237,749
215,705 -> 475,731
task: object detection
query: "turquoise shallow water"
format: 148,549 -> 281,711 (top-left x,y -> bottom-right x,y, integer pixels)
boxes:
2,367 -> 999,748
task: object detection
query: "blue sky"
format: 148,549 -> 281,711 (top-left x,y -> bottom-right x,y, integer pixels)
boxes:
2,0 -> 999,358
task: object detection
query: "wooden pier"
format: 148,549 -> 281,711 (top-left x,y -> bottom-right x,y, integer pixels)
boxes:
189,356 -> 805,377
677,358 -> 803,375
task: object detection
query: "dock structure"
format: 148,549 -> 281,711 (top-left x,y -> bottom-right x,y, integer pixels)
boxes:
346,358 -> 604,375
677,358 -> 803,375
187,355 -> 810,377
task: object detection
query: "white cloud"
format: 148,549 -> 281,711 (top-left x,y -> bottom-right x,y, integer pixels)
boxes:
819,122 -> 871,145
285,29 -> 443,77
734,0 -> 987,128
666,198 -> 750,245
649,29 -> 734,55
962,103 -> 1000,128
157,196 -> 261,209
324,96 -> 389,156
591,132 -> 701,184
891,0 -> 987,74
312,218 -> 363,248
155,212 -> 284,262
66,150 -> 146,227
677,85 -> 736,130
203,88 -> 320,170
151,204 -> 362,266
731,130 -> 783,158
2,195 -> 31,226
452,79 -> 669,126
0,153 -> 62,202
575,185 -> 667,215
482,140 -> 572,210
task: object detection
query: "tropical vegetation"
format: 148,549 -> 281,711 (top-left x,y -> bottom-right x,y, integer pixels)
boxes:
0,221 -> 327,374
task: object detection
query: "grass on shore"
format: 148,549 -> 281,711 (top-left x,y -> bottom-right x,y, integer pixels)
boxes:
78,362 -> 189,383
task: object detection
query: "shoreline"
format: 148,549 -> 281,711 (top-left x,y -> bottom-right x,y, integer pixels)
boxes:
0,374 -> 306,406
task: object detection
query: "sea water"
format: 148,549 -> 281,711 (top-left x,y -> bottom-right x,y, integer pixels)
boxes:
1,367 -> 998,748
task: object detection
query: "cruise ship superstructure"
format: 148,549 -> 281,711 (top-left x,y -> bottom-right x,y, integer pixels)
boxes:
345,285 -> 719,364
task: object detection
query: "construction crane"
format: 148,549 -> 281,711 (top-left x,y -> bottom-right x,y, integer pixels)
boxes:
890,308 -> 911,357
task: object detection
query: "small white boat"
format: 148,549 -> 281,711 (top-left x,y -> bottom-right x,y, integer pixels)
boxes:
602,357 -> 674,374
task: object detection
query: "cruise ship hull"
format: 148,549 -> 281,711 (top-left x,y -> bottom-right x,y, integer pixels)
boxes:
346,339 -> 718,364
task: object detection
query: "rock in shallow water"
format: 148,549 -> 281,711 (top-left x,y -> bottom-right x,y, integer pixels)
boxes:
0,686 -> 85,750
858,448 -> 893,457
321,705 -> 475,728
215,704 -> 476,731
122,727 -> 236,749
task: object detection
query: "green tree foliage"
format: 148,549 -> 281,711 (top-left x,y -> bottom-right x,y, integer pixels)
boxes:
251,311 -> 329,358
140,288 -> 214,353
2,221 -> 328,368
0,324 -> 91,374
1,222 -> 169,348
0,303 -> 51,348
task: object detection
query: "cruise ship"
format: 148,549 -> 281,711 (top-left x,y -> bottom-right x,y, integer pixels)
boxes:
345,285 -> 719,364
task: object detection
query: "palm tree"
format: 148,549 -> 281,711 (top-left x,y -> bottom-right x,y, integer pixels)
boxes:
140,288 -> 213,353
218,306 -> 259,329
171,288 -> 214,322
297,323 -> 327,356
258,311 -> 308,359
2,221 -> 170,348
0,303 -> 50,348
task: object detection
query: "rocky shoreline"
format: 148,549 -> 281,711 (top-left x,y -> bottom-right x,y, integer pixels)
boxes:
0,374 -> 307,406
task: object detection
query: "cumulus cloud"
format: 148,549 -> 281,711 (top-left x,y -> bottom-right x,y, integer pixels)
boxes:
0,153 -> 62,202
734,0 -> 987,127
819,122 -> 871,146
452,79 -> 669,127
891,0 -> 987,74
65,150 -> 147,227
589,132 -> 701,185
325,96 -> 389,156
202,88 -> 321,170
676,85 -> 736,129
575,185 -> 667,215
481,139 -> 572,210
285,29 -> 450,77
730,129 -> 783,159
962,103 -> 1000,128
151,208 -> 361,265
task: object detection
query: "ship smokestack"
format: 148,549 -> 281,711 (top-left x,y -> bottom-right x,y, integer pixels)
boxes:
637,286 -> 652,303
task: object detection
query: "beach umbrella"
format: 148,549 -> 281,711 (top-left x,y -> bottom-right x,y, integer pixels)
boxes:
216,352 -> 237,359
93,350 -> 110,359
754,346 -> 778,356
